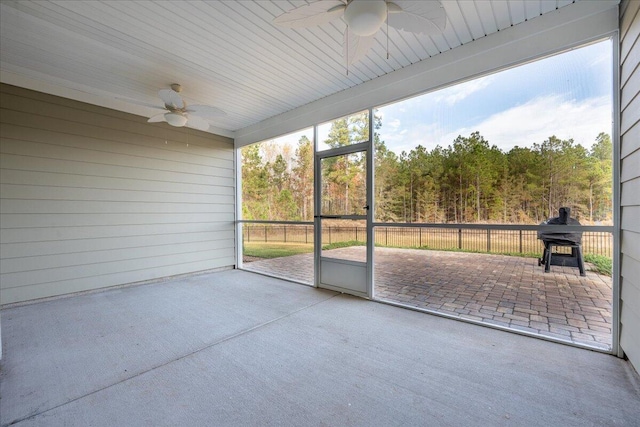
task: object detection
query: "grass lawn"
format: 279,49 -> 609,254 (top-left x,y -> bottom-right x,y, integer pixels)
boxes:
244,242 -> 313,259
243,241 -> 612,276
584,254 -> 613,276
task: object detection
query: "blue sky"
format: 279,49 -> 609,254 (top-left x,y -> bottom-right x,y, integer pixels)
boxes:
377,39 -> 613,154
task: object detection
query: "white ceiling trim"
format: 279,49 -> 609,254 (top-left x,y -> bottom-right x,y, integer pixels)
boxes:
235,0 -> 619,147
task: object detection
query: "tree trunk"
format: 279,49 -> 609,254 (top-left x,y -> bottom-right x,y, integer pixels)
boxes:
476,174 -> 481,222
589,183 -> 594,222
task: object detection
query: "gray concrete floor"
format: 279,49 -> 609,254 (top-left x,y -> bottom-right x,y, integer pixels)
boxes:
1,269 -> 638,427
244,247 -> 613,350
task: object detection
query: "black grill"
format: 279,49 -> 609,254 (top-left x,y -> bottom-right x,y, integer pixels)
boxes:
537,207 -> 583,245
538,207 -> 586,276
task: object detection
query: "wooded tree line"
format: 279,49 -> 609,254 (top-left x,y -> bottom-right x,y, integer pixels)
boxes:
242,112 -> 612,224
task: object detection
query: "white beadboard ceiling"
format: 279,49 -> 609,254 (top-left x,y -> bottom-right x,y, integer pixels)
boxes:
0,0 -> 608,138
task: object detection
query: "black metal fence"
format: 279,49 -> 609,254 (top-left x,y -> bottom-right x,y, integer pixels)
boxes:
242,224 -> 613,258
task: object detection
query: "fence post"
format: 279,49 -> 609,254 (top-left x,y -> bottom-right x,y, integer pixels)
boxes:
458,228 -> 462,249
385,228 -> 388,246
356,227 -> 358,241
487,229 -> 491,252
247,226 -> 250,242
329,226 -> 332,244
419,227 -> 422,247
265,225 -> 267,242
305,226 -> 308,244
284,225 -> 287,243
519,229 -> 523,254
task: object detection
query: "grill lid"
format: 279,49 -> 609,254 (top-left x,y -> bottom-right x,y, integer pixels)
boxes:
537,207 -> 582,245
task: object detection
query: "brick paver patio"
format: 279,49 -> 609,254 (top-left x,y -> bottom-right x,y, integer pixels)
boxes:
243,246 -> 612,350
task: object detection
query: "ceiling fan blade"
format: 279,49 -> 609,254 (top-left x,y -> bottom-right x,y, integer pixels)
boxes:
148,113 -> 166,123
387,1 -> 446,35
343,31 -> 376,66
273,1 -> 345,28
158,88 -> 184,109
186,115 -> 210,132
186,104 -> 227,120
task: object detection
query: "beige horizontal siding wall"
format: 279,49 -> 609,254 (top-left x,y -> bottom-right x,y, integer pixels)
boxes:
620,0 -> 640,372
0,84 -> 235,305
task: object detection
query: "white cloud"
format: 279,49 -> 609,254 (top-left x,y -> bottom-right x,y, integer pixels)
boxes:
382,122 -> 444,154
438,94 -> 611,151
588,52 -> 609,68
387,118 -> 402,131
434,75 -> 494,106
381,94 -> 612,155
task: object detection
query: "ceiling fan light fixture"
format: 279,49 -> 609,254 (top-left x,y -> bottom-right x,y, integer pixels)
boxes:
343,0 -> 387,37
164,112 -> 188,127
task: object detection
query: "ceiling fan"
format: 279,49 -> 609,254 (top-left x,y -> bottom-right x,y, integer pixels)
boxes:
134,84 -> 226,131
273,0 -> 447,66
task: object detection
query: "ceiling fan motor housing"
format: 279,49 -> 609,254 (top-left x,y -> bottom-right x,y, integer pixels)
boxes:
164,112 -> 188,127
344,0 -> 387,36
